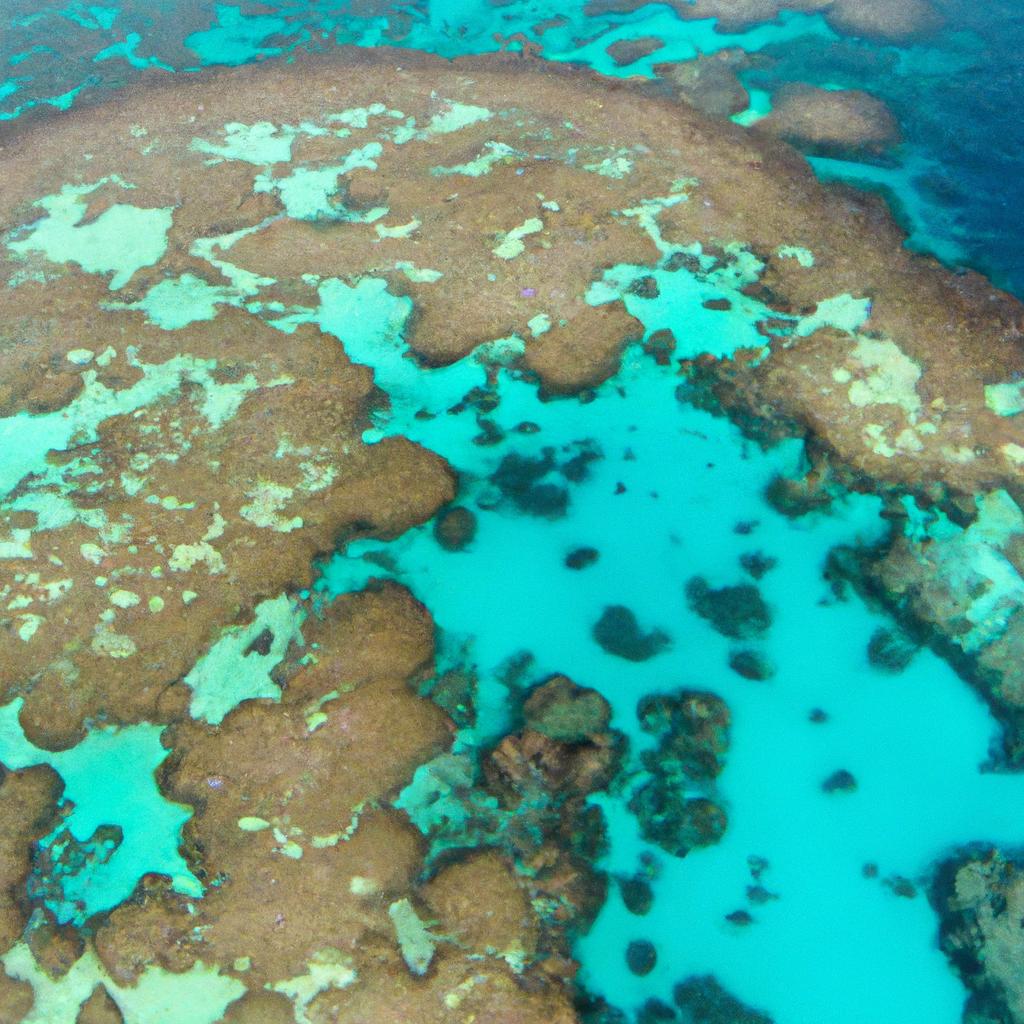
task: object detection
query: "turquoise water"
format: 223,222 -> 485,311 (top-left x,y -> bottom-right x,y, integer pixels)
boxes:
2,2 -> 1023,1022
314,294 -> 1024,1024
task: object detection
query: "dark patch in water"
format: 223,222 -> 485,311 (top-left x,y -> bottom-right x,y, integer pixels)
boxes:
593,605 -> 670,661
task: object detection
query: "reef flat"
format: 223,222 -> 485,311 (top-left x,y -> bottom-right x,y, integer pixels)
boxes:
0,39 -> 1022,1024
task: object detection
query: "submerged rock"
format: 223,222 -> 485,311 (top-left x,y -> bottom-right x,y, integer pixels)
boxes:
821,769 -> 858,794
631,691 -> 731,856
593,606 -> 671,661
738,551 -> 777,580
492,452 -> 570,519
932,849 -> 1024,1024
576,992 -> 630,1024
866,627 -> 917,673
637,997 -> 677,1023
653,53 -> 751,118
618,873 -> 655,916
606,36 -> 665,67
758,85 -> 900,158
686,578 -> 772,640
673,975 -> 773,1024
728,649 -> 774,681
433,504 -> 478,551
523,675 -> 612,743
626,939 -> 658,976
566,546 -> 601,570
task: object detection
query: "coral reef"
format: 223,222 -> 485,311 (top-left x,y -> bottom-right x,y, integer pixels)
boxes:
82,584 -> 605,1020
629,691 -> 730,856
837,490 -> 1024,762
757,85 -> 900,158
932,849 -> 1024,1024
824,0 -> 944,42
0,40 -> 1022,1024
653,54 -> 751,118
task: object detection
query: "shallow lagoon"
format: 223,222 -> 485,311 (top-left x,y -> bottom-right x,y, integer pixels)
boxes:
318,305 -> 1024,1024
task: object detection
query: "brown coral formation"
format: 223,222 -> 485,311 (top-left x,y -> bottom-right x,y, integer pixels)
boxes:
824,0 -> 944,43
0,972 -> 35,1023
80,590 -> 618,1022
0,767 -> 62,954
3,50 -> 1019,503
933,849 -> 1024,1024
76,985 -> 125,1024
583,0 -> 831,33
583,0 -> 940,41
0,290 -> 453,746
757,84 -> 901,157
652,52 -> 751,118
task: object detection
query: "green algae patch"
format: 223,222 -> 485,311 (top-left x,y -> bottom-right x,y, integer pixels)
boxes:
3,943 -> 243,1024
7,180 -> 172,290
985,380 -> 1024,417
423,102 -> 492,137
528,313 -> 552,337
0,700 -> 201,924
270,948 -> 357,1020
898,490 -> 1024,654
395,261 -> 443,283
376,218 -> 421,239
796,293 -> 872,337
492,217 -> 544,260
777,244 -> 815,267
254,142 -> 383,220
0,349 -> 288,502
845,337 -> 922,417
584,153 -> 634,179
431,141 -> 519,177
388,898 -> 437,976
191,120 -> 298,164
184,593 -> 305,724
237,815 -> 271,831
892,489 -> 1024,651
114,273 -> 239,329
240,480 -> 303,532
